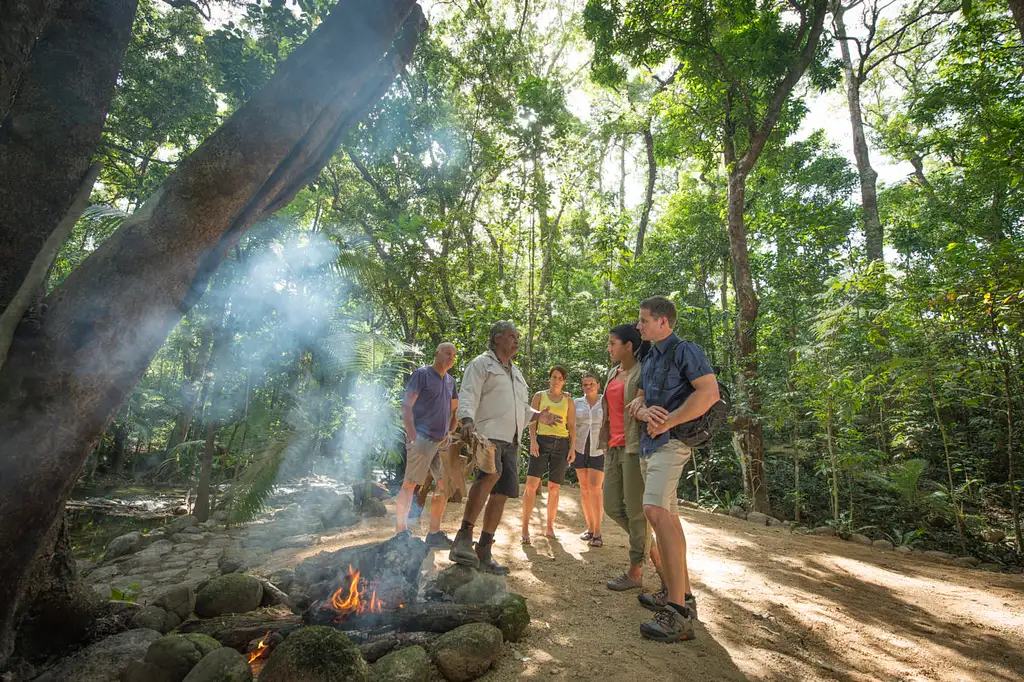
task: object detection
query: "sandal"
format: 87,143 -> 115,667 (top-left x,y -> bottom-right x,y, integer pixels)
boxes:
589,535 -> 603,547
580,531 -> 594,541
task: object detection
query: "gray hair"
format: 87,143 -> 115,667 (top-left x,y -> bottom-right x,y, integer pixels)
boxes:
487,320 -> 518,352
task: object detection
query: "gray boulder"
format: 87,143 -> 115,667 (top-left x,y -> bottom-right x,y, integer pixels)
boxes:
120,660 -> 175,682
370,645 -> 430,682
272,534 -> 317,551
362,498 -> 387,518
165,516 -> 199,535
181,647 -> 252,682
133,540 -> 175,564
872,539 -> 895,551
432,623 -> 503,682
130,605 -> 181,634
258,626 -> 367,682
850,533 -> 873,546
767,517 -> 784,527
105,532 -> 145,563
195,573 -> 263,617
982,529 -> 1006,543
809,526 -> 836,536
152,584 -> 197,621
745,512 -> 768,526
922,550 -> 954,561
489,592 -> 529,642
33,628 -> 161,682
218,549 -> 258,575
143,633 -> 221,682
895,545 -> 913,554
953,556 -> 981,568
728,506 -> 747,520
434,565 -> 477,596
452,574 -> 505,605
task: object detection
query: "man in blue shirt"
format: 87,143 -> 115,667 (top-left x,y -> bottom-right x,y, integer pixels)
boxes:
396,343 -> 459,548
627,296 -> 719,643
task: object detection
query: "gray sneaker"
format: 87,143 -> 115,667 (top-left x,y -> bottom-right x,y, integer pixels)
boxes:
639,604 -> 695,643
639,590 -> 698,620
448,528 -> 479,568
426,531 -> 454,549
606,573 -> 643,591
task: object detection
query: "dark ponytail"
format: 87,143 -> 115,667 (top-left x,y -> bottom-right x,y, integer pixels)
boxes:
610,323 -> 651,362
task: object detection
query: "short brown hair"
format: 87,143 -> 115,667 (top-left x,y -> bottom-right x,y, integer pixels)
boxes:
549,365 -> 568,379
582,372 -> 599,382
640,296 -> 677,326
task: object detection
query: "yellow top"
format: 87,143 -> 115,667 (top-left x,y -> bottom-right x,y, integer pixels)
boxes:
537,391 -> 570,437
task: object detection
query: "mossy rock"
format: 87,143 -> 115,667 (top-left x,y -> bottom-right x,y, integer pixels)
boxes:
431,623 -> 503,682
489,592 -> 529,642
195,573 -> 263,617
369,645 -> 430,682
258,626 -> 368,682
143,633 -> 222,681
181,647 -> 253,682
433,564 -> 477,596
452,574 -> 505,605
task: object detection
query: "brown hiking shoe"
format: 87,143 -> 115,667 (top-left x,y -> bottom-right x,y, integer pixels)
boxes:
475,539 -> 509,575
640,604 -> 696,643
448,528 -> 479,568
639,590 -> 698,620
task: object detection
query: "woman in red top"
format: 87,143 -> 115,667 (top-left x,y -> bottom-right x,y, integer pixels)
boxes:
600,324 -> 666,592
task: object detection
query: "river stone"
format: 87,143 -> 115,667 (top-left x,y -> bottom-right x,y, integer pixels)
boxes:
452,574 -> 505,604
33,628 -> 161,682
728,506 -> 747,520
746,512 -> 768,526
181,647 -> 252,682
195,574 -> 263,617
434,564 -> 477,596
953,556 -> 981,568
153,584 -> 197,621
895,545 -> 913,554
105,532 -> 145,562
489,592 -> 529,642
850,533 -> 872,546
218,549 -> 259,575
130,605 -> 181,634
767,516 -> 784,527
810,526 -> 836,536
922,550 -> 954,561
258,625 -> 367,682
272,534 -> 318,551
872,539 -> 895,551
121,660 -> 175,682
182,526 -> 201,535
144,633 -> 222,681
165,516 -> 200,534
362,498 -> 387,518
135,540 -> 175,563
979,563 -> 1003,572
370,645 -> 430,682
432,623 -> 503,682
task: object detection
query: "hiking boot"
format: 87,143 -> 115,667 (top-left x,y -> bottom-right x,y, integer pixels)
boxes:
606,573 -> 643,591
448,528 -> 479,568
425,531 -> 454,549
639,604 -> 696,643
638,590 -> 698,620
475,539 -> 510,575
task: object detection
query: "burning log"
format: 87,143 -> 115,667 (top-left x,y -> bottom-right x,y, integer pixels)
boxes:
178,606 -> 302,652
304,600 -> 504,633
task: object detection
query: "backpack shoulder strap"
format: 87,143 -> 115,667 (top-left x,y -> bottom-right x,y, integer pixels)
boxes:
656,339 -> 682,396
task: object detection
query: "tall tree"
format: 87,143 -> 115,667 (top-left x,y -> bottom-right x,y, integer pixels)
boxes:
586,0 -> 834,512
0,0 -> 425,666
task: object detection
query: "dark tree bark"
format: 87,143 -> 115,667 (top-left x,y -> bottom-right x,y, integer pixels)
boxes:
721,0 -> 829,515
0,0 -> 63,121
1010,0 -> 1024,43
634,124 -> 656,260
0,0 -> 138,314
0,0 -> 425,667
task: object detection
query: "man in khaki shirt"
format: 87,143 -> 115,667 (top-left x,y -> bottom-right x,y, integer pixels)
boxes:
451,321 -> 561,574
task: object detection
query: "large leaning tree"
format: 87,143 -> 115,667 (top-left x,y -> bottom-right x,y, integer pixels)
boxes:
0,0 -> 426,667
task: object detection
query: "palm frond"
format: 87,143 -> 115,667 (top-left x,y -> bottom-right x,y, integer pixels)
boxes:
226,429 -> 307,523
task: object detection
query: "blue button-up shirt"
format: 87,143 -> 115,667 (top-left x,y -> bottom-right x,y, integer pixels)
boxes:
638,333 -> 714,457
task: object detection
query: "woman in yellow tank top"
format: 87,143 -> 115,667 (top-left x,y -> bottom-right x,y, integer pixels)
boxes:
522,366 -> 576,544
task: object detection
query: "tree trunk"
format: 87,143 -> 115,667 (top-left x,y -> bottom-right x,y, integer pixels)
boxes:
834,6 -> 883,263
0,0 -> 425,667
0,0 -> 64,121
724,162 -> 770,514
194,420 -> 219,523
1010,0 -> 1024,44
634,124 -> 655,260
0,0 -> 138,314
110,421 -> 127,474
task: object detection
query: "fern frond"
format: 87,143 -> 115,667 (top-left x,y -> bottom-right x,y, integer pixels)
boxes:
226,430 -> 305,523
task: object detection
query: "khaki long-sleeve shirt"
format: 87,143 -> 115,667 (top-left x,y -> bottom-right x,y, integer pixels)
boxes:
456,350 -> 533,443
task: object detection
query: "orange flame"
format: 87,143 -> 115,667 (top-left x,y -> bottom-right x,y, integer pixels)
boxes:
247,631 -> 273,665
328,565 -> 388,621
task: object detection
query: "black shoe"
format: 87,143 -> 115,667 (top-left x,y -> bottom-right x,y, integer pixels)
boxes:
448,528 -> 480,568
475,539 -> 510,575
639,604 -> 695,643
426,531 -> 455,549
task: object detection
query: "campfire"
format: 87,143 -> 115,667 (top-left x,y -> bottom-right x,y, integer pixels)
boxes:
329,565 -> 391,620
304,564 -> 407,629
246,630 -> 280,677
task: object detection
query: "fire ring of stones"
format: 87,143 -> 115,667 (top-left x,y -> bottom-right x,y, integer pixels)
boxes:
110,533 -> 529,681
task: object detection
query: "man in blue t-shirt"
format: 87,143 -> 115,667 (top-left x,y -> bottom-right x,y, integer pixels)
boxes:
627,296 -> 719,644
396,343 -> 459,548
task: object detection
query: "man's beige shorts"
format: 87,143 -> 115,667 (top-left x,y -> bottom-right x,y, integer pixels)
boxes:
641,440 -> 692,509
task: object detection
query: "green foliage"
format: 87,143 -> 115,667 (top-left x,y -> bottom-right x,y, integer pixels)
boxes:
109,583 -> 141,603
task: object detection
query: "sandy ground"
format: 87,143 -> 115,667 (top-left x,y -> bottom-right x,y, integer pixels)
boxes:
271,486 -> 1024,682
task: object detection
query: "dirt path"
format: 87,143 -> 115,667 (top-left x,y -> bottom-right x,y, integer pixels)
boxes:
274,487 -> 1024,682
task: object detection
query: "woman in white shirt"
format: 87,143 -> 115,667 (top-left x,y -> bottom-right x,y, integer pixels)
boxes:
572,373 -> 605,547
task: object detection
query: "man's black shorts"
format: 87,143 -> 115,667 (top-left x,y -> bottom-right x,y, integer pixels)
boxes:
527,435 -> 570,484
475,437 -> 521,498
